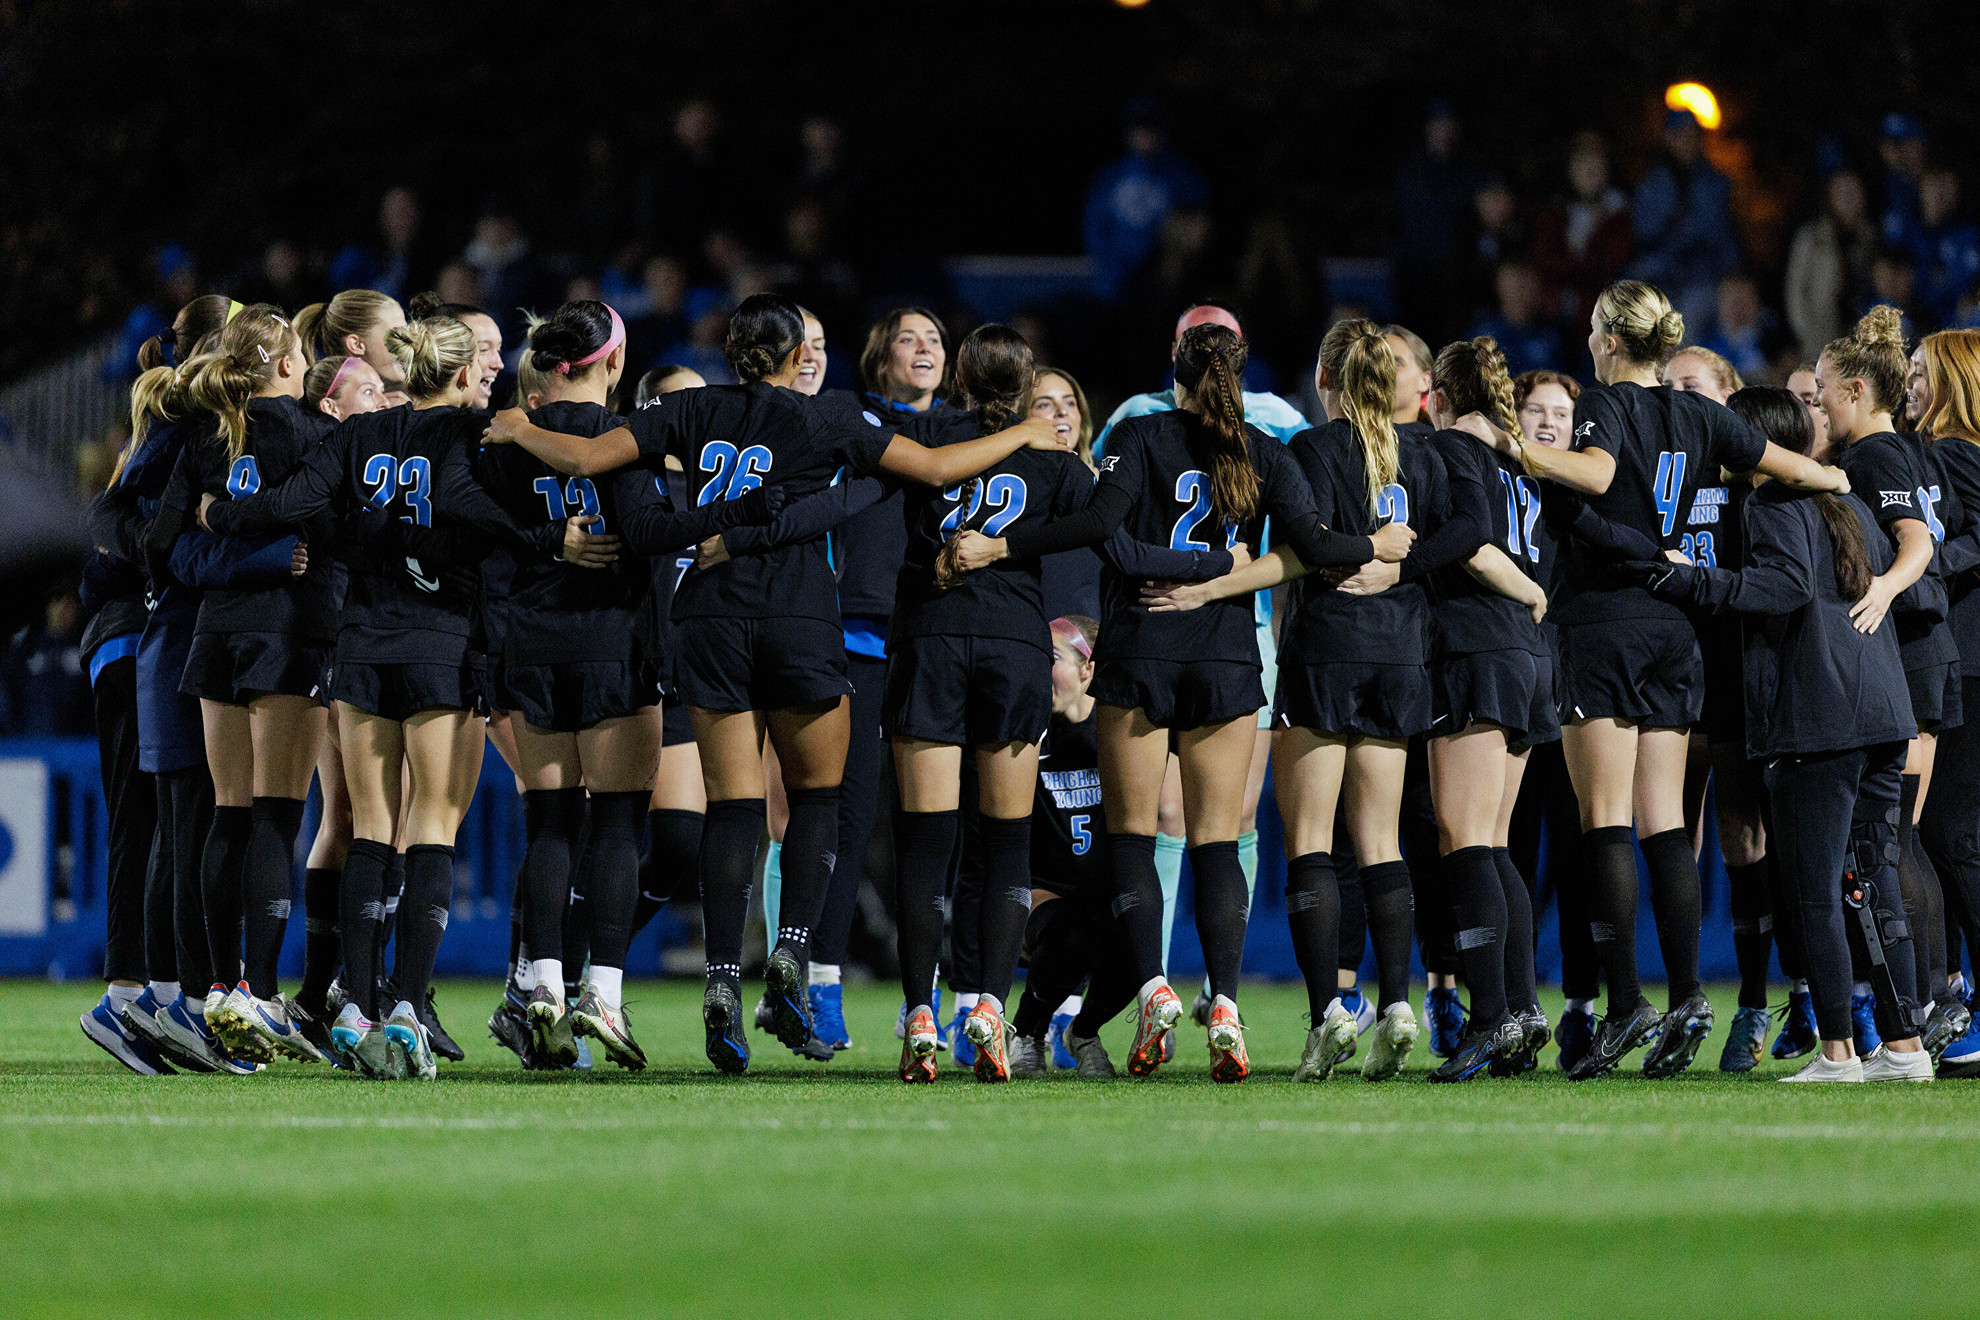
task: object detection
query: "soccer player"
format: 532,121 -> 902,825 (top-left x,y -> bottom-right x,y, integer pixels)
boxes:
956,320 -> 1407,1081
481,293 -> 1074,1073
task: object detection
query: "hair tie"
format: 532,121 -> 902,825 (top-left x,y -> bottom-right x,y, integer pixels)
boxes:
1050,617 -> 1092,660
224,299 -> 244,324
556,305 -> 625,375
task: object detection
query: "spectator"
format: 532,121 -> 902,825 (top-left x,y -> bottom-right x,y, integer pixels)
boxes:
792,116 -> 859,237
1391,100 -> 1478,345
1469,261 -> 1561,376
1629,108 -> 1740,339
460,203 -> 534,337
1700,272 -> 1777,383
1868,246 -> 1922,339
107,244 -> 196,384
434,261 -> 481,309
327,187 -> 427,300
1912,167 -> 1980,326
1785,169 -> 1876,359
1533,131 -> 1631,334
0,594 -> 91,737
240,239 -> 311,312
770,197 -> 858,335
1082,98 -> 1207,302
640,99 -> 741,250
1877,113 -> 1928,252
626,255 -> 689,367
1463,175 -> 1529,327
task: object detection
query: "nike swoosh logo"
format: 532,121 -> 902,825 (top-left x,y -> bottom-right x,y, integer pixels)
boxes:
406,556 -> 440,592
254,1005 -> 290,1035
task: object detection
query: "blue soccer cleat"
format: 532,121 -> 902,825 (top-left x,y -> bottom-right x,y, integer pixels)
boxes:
1425,986 -> 1468,1059
1555,1004 -> 1596,1073
948,1001 -> 975,1068
808,983 -> 850,1051
1770,990 -> 1818,1061
1851,988 -> 1882,1059
1047,1011 -> 1078,1070
1939,1014 -> 1980,1078
81,992 -> 175,1076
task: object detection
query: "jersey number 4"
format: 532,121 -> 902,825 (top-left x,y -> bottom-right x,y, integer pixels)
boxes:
1653,451 -> 1689,538
697,442 -> 772,506
362,454 -> 433,527
1170,470 -> 1238,551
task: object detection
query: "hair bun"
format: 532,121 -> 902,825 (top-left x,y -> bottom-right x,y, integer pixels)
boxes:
1856,304 -> 1905,348
1655,309 -> 1686,346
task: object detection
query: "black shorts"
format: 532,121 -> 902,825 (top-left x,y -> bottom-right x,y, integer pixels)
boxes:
328,657 -> 485,721
179,631 -> 327,704
1906,660 -> 1963,735
661,697 -> 694,747
1430,648 -> 1560,750
1557,617 -> 1702,729
882,634 -> 1052,747
1696,618 -> 1744,745
1090,658 -> 1263,730
498,659 -> 662,734
674,615 -> 850,714
1275,661 -> 1430,741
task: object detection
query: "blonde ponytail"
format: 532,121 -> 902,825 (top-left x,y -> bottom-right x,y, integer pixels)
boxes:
1321,318 -> 1400,515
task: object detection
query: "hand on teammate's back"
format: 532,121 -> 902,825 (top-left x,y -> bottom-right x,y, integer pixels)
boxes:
560,514 -> 620,569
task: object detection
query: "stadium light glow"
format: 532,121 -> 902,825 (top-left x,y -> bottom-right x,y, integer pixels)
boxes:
1113,0 -> 1152,8
1665,82 -> 1721,130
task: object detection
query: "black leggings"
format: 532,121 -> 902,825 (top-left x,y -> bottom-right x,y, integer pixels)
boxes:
813,651 -> 886,968
155,765 -> 214,990
93,654 -> 154,984
1508,739 -> 1596,999
1014,889 -> 1115,1038
1765,741 -> 1917,1043
1919,677 -> 1980,982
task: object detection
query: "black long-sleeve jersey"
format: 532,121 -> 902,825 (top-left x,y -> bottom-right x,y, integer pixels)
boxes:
1928,434 -> 1980,676
892,407 -> 1093,654
476,400 -> 767,665
1839,430 -> 1958,671
1554,381 -> 1769,627
176,396 -> 339,642
824,390 -> 948,622
1430,429 -> 1551,657
1032,705 -> 1108,898
1001,411 -> 1373,667
204,404 -> 564,664
1655,485 -> 1914,759
1282,419 -> 1448,667
629,381 -> 894,624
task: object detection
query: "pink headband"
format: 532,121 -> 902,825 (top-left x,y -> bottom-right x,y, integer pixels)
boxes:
556,305 -> 624,374
1050,618 -> 1092,660
324,356 -> 363,400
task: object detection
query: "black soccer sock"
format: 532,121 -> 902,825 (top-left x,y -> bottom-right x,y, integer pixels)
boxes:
1016,899 -> 1095,1038
1447,845 -> 1509,1028
946,800 -> 983,995
300,865 -> 342,1008
977,815 -> 1033,1004
165,768 -> 214,991
1555,838 -> 1602,1001
776,785 -> 841,965
1186,839 -> 1247,1001
1493,847 -> 1538,1015
143,777 -> 176,989
374,850 -> 405,990
894,809 -> 957,1007
563,822 -> 594,998
1583,825 -> 1644,1013
699,798 -> 766,995
1072,928 -> 1141,1038
1640,827 -> 1703,1008
1897,773 -> 1949,1005
583,791 -> 646,974
1726,858 -> 1775,1010
507,862 -> 524,984
520,787 -> 585,977
1362,859 -> 1416,1012
1109,833 -> 1167,985
1286,851 -> 1341,1022
391,844 -> 454,1011
200,804 -> 252,989
1334,845 -> 1365,975
339,839 -> 392,1020
633,808 -> 702,938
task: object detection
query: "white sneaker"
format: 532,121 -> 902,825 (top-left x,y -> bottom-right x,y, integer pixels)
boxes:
1861,1044 -> 1933,1082
1779,1053 -> 1865,1083
1362,1002 -> 1420,1081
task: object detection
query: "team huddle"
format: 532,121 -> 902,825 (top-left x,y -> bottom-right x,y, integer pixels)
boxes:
73,270 -> 1980,1087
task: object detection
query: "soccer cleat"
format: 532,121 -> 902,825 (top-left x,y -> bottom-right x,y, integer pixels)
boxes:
1719,1005 -> 1771,1073
755,991 -> 775,1033
1555,1005 -> 1596,1072
1334,986 -> 1374,1065
1937,1015 -> 1980,1078
1425,986 -> 1467,1058
1921,998 -> 1972,1064
153,991 -> 235,1073
526,985 -> 579,1068
1066,1031 -> 1118,1079
1159,1027 -> 1175,1064
1770,991 -> 1819,1061
1206,996 -> 1248,1083
1431,1017 -> 1525,1083
1190,987 -> 1212,1027
573,1037 -> 594,1070
1641,992 -> 1714,1079
123,987 -> 216,1073
238,987 -> 326,1063
383,999 -> 437,1080
1850,989 -> 1881,1058
333,1002 -> 404,1079
81,993 -> 175,1075
420,987 -> 463,1063
286,999 -> 342,1068
762,949 -> 813,1050
1362,1001 -> 1420,1081
703,981 -> 751,1074
1861,1044 -> 1934,1082
809,983 -> 851,1051
899,1005 -> 938,1083
1292,1003 -> 1359,1083
966,1000 -> 1012,1083
1492,1006 -> 1551,1077
789,1031 -> 836,1062
488,986 -> 541,1069
1565,999 -> 1664,1080
947,1002 -> 976,1068
1127,981 -> 1184,1078
1008,1034 -> 1047,1077
202,983 -> 227,1032
1779,1052 -> 1864,1083
1046,1011 -> 1078,1070
572,989 -> 648,1071
209,983 -> 277,1063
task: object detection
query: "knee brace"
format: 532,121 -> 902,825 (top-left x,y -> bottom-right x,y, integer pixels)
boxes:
1844,820 -> 1919,1026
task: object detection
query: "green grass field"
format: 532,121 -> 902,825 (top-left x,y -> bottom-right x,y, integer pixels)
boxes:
5,978 -> 1978,1318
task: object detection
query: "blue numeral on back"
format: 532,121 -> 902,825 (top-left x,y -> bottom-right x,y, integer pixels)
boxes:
1653,451 -> 1688,537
